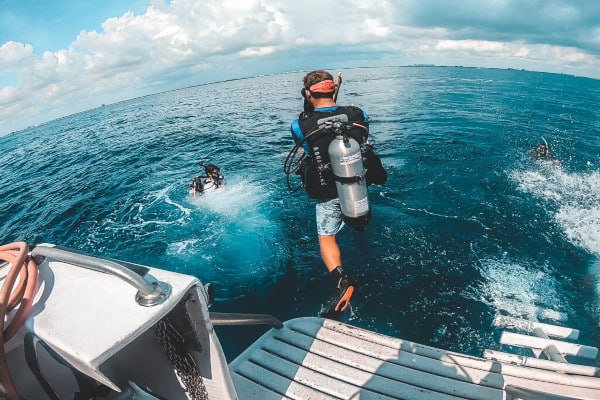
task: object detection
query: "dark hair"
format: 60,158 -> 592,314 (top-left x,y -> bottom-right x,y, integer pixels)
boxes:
303,70 -> 334,99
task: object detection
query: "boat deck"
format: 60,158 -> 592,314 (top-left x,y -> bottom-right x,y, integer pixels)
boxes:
229,317 -> 600,400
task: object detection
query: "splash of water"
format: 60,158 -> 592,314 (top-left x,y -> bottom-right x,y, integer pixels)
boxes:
512,165 -> 600,256
480,257 -> 569,322
166,179 -> 286,298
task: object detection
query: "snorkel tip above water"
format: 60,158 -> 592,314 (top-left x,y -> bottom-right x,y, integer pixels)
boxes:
333,71 -> 342,103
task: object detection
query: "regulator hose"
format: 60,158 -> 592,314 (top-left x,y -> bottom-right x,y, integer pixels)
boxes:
0,241 -> 39,400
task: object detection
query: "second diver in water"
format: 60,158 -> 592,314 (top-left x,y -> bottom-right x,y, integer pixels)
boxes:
190,163 -> 224,196
533,140 -> 561,165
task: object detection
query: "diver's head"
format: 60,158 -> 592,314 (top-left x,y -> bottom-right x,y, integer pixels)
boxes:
302,70 -> 336,100
201,163 -> 223,180
536,143 -> 548,156
301,70 -> 336,112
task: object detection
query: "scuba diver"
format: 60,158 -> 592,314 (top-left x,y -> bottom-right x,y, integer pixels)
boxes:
285,70 -> 387,320
190,163 -> 224,196
534,142 -> 549,159
532,138 -> 561,165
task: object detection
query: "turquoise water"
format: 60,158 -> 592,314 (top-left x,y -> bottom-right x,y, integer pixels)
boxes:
1,66 -> 599,362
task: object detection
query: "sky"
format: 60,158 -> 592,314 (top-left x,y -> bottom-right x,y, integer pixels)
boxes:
1,0 -> 599,136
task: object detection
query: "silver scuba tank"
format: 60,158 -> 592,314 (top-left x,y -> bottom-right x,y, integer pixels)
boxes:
328,125 -> 371,230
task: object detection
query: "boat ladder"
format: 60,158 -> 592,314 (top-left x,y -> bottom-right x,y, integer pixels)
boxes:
484,315 -> 600,376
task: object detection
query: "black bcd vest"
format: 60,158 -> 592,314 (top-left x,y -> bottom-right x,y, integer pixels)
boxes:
297,106 -> 369,199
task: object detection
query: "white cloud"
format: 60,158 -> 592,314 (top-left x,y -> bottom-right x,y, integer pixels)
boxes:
363,18 -> 393,39
515,47 -> 530,58
0,85 -> 19,105
435,39 -> 508,54
0,41 -> 34,68
240,46 -> 277,57
1,0 -> 599,135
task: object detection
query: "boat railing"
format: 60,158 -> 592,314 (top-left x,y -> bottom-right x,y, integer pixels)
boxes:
31,244 -> 282,328
484,314 -> 600,377
209,312 -> 283,329
31,244 -> 171,307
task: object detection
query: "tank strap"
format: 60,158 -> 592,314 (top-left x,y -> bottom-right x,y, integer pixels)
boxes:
333,174 -> 363,184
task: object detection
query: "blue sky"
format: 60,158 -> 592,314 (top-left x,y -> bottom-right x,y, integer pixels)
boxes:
1,0 -> 599,136
0,1 -> 147,53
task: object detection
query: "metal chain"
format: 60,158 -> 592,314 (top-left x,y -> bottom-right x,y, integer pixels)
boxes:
155,319 -> 209,400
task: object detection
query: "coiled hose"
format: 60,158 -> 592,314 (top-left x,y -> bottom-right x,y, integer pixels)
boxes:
0,242 -> 39,400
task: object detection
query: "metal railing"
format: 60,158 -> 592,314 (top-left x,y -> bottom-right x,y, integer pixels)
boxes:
31,244 -> 171,306
210,312 -> 283,329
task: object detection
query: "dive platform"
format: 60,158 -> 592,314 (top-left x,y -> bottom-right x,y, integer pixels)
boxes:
229,317 -> 600,399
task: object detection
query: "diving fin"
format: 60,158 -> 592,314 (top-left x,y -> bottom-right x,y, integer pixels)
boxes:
319,275 -> 355,320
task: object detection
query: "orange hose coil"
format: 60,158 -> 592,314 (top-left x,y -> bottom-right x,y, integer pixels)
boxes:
0,241 -> 40,400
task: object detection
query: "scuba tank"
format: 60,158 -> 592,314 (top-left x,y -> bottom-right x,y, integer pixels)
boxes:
328,120 -> 371,230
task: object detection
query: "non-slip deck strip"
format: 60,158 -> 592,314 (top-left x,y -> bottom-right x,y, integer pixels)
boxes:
229,317 -> 600,399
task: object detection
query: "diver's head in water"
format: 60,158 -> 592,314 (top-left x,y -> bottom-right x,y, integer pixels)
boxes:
201,163 -> 223,182
535,143 -> 548,158
199,163 -> 224,188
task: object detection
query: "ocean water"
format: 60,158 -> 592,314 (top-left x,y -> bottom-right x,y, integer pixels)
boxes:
1,66 -> 599,363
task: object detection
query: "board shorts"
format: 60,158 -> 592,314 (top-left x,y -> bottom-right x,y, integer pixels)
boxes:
316,198 -> 344,236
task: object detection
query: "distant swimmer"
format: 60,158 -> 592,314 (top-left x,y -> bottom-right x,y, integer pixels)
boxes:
532,138 -> 561,165
190,163 -> 224,196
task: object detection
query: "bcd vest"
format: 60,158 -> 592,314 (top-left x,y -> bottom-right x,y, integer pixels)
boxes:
298,106 -> 369,199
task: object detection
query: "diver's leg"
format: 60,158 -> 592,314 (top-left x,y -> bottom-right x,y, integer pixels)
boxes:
316,199 -> 356,317
318,234 -> 342,272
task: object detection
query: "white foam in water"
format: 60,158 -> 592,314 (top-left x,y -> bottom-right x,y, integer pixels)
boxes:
512,167 -> 600,257
537,308 -> 568,323
166,227 -> 222,265
165,179 -> 284,293
189,179 -> 267,219
511,166 -> 600,323
167,238 -> 201,255
481,258 -> 565,322
556,205 -> 600,256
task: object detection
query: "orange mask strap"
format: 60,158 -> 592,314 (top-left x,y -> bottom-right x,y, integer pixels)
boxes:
308,80 -> 336,93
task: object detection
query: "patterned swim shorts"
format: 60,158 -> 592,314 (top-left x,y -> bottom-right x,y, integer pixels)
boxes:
315,198 -> 344,236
